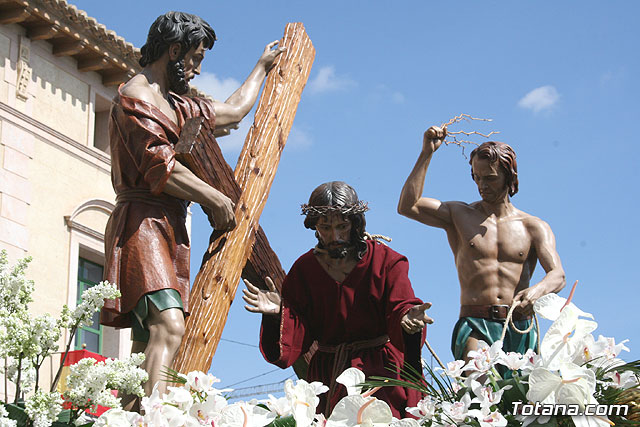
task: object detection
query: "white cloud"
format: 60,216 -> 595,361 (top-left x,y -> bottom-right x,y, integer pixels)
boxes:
191,72 -> 240,101
217,123 -> 312,159
287,125 -> 313,150
517,85 -> 560,113
308,66 -> 355,94
218,119 -> 250,159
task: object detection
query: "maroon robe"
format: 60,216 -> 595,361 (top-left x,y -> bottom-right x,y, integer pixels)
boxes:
101,87 -> 216,328
260,240 -> 426,418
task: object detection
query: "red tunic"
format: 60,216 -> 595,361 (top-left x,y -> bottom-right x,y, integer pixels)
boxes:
101,87 -> 216,328
260,240 -> 426,418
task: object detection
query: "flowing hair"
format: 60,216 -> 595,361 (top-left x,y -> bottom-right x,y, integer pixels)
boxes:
469,141 -> 519,196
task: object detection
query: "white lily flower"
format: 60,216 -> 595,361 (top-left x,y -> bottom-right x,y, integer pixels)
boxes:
497,351 -> 526,371
468,407 -> 508,427
263,393 -> 292,417
520,349 -> 542,376
441,360 -> 466,379
470,379 -> 510,410
164,385 -> 194,412
179,370 -> 221,393
439,392 -> 472,424
463,340 -> 504,377
603,369 -> 639,389
405,395 -> 437,421
189,392 -> 228,424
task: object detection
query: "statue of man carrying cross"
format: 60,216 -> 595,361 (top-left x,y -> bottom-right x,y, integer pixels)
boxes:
100,11 -> 284,399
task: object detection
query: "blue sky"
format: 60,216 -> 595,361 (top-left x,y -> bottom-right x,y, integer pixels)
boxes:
73,1 -> 640,395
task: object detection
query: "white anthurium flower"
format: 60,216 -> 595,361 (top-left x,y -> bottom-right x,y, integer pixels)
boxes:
336,367 -> 366,396
326,394 -> 393,427
533,292 -> 593,321
218,402 -> 275,427
514,412 -> 551,427
527,362 -> 596,407
389,418 -> 422,427
263,393 -> 292,417
463,340 -> 504,375
405,395 -> 437,421
540,307 -> 598,370
284,378 -> 322,427
469,379 -> 511,410
571,409 -> 615,427
439,392 -> 472,424
468,407 -> 508,427
310,381 -> 330,396
94,409 -> 143,427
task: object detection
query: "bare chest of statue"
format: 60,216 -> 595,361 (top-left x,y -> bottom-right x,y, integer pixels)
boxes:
450,206 -> 536,299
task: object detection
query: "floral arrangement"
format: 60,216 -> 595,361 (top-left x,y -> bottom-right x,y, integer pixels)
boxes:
0,251 -> 147,427
1,252 -> 638,427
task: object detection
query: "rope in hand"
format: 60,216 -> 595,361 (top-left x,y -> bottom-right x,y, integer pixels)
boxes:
499,301 -> 541,352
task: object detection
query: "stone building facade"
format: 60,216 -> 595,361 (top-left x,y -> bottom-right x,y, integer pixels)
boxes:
0,0 -> 154,392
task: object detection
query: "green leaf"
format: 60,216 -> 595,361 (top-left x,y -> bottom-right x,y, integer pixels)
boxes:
4,403 -> 28,427
55,409 -> 73,423
266,415 -> 296,427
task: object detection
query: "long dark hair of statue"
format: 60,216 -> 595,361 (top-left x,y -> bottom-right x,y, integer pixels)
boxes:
303,182 -> 368,260
469,141 -> 519,197
139,12 -> 216,95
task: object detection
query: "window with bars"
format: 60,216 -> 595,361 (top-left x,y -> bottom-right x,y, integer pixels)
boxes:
75,257 -> 104,354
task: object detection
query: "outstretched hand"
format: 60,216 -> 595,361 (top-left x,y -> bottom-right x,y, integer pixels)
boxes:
259,40 -> 286,72
401,302 -> 434,334
243,276 -> 281,315
423,126 -> 447,154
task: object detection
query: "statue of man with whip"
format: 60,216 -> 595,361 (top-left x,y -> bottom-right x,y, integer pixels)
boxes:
398,122 -> 566,362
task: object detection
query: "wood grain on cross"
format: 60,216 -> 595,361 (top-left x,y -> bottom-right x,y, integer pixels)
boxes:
173,23 -> 315,373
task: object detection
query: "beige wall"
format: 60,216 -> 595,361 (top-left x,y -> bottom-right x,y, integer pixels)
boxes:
0,22 -> 133,394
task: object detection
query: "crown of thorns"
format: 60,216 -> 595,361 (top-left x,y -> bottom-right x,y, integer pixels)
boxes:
301,201 -> 369,217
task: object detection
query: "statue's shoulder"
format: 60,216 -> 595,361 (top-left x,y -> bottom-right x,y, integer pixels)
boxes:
120,75 -> 157,106
516,209 -> 552,234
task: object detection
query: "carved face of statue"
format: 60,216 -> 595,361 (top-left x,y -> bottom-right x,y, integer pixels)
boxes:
472,157 -> 508,203
315,212 -> 353,259
182,41 -> 206,82
167,41 -> 206,94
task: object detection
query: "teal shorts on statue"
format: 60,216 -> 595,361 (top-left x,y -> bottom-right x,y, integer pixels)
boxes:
131,289 -> 184,343
451,316 -> 538,361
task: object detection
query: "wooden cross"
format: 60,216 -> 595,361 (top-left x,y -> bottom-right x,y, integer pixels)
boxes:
172,23 -> 315,374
